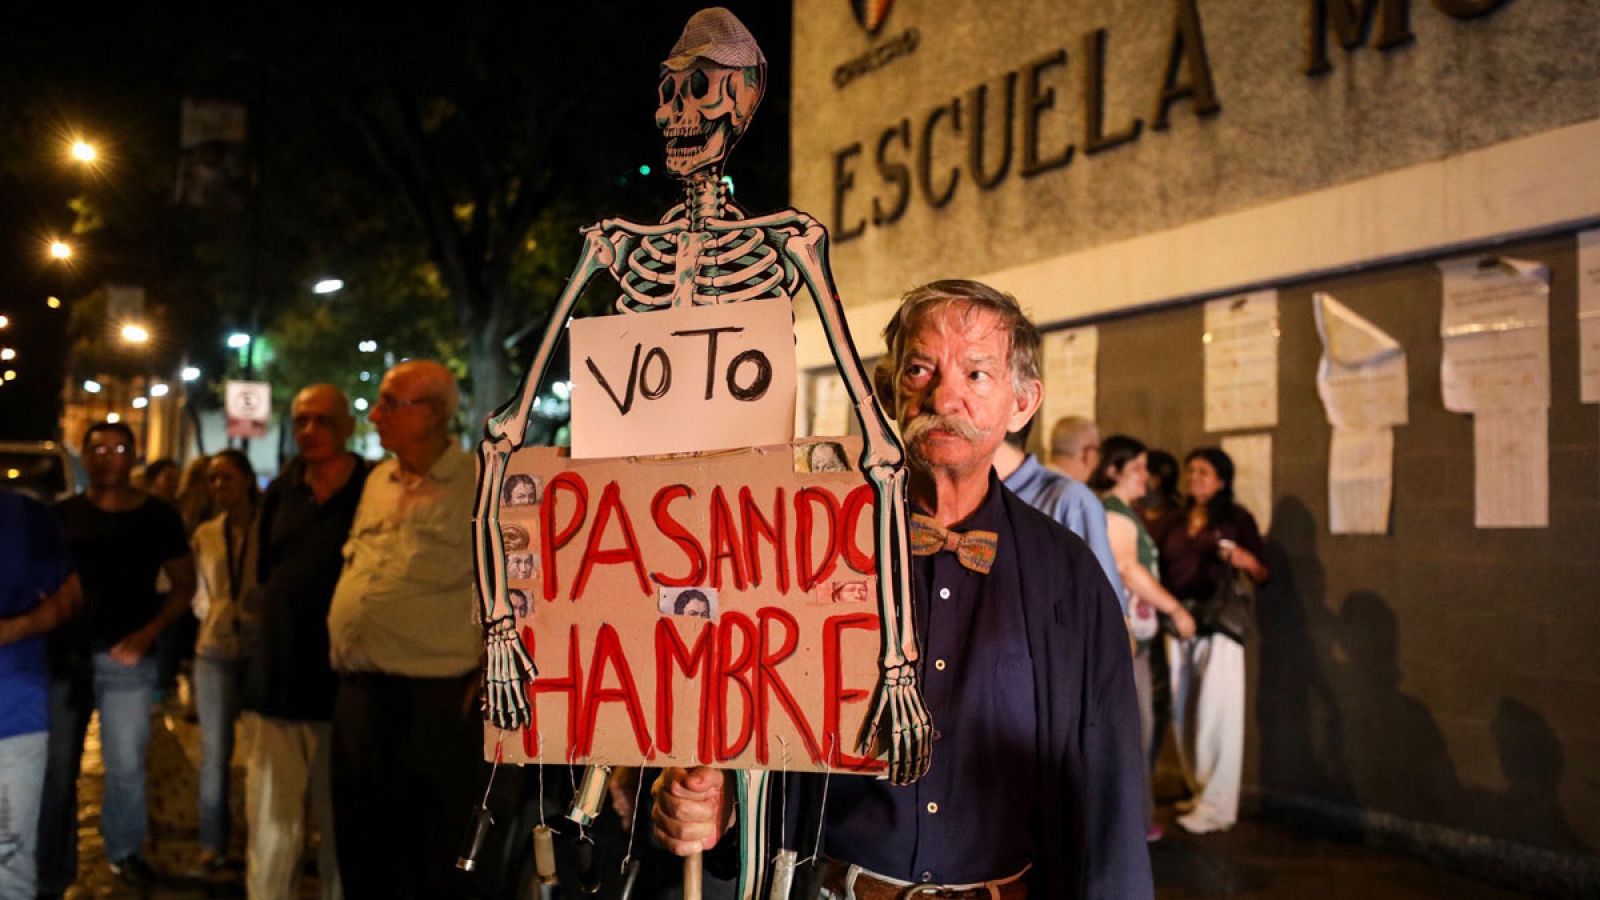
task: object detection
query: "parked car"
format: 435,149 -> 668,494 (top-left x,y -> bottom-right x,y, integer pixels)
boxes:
0,440 -> 83,502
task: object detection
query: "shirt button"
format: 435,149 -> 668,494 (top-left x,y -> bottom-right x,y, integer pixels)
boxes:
938,587 -> 951,600
926,802 -> 939,814
920,871 -> 934,883
934,659 -> 946,671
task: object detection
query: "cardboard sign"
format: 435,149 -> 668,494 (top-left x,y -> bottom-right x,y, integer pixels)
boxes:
492,437 -> 885,774
569,300 -> 797,459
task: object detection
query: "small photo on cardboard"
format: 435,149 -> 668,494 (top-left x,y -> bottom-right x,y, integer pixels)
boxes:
794,440 -> 852,474
501,524 -> 531,553
818,578 -> 873,605
506,551 -> 538,581
658,585 -> 717,619
504,473 -> 542,506
508,589 -> 531,619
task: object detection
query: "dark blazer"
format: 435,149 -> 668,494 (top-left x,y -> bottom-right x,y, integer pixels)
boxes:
1001,484 -> 1154,899
745,482 -> 1153,898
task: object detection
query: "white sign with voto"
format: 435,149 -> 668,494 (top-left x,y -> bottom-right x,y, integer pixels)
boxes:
1438,257 -> 1550,413
569,299 -> 797,459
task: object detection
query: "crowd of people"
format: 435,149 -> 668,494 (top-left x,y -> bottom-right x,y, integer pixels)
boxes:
0,282 -> 1276,899
0,360 -> 485,900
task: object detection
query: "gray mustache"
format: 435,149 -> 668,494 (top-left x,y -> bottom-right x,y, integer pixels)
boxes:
902,414 -> 983,444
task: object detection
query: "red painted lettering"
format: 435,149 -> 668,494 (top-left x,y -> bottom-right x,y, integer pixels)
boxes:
654,617 -> 714,760
823,613 -> 885,772
578,624 -> 653,758
839,485 -> 877,575
649,484 -> 707,588
713,612 -> 758,761
795,487 -> 842,591
739,486 -> 790,593
541,472 -> 590,601
707,487 -> 748,591
572,481 -> 651,601
755,607 -> 822,764
525,624 -> 584,761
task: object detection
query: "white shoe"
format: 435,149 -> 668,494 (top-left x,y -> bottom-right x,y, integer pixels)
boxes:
1177,810 -> 1234,834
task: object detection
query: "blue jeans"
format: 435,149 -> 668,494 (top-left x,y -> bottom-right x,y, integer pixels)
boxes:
37,652 -> 158,889
0,731 -> 47,900
195,656 -> 246,854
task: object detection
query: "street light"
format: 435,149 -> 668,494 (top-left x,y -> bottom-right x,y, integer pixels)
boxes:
48,239 -> 73,261
227,332 -> 252,349
83,379 -> 102,393
313,278 -> 344,295
70,140 -> 98,164
132,396 -> 149,409
0,349 -> 12,361
181,366 -> 201,382
0,315 -> 8,328
106,412 -> 121,424
46,297 -> 61,310
149,382 -> 170,398
120,323 -> 150,344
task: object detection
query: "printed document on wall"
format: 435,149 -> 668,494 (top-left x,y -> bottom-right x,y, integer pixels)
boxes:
1328,427 -> 1393,534
1041,326 -> 1098,447
1220,433 -> 1273,534
1473,407 -> 1548,529
1438,258 -> 1549,412
1205,291 -> 1279,432
1580,230 -> 1600,403
1314,293 -> 1408,428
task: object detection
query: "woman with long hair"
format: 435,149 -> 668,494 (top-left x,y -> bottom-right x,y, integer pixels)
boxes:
1090,435 -> 1196,841
1136,449 -> 1183,547
189,449 -> 260,872
1159,446 -> 1268,834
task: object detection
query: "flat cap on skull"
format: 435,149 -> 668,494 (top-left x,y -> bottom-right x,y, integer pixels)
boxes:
662,7 -> 766,71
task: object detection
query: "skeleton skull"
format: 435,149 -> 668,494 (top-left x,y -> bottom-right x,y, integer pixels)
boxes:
656,7 -> 766,178
656,64 -> 762,177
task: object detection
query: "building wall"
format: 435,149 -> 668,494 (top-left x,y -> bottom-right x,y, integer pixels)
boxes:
790,0 -> 1600,879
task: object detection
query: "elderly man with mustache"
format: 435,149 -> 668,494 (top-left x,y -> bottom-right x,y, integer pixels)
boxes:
652,280 -> 1152,899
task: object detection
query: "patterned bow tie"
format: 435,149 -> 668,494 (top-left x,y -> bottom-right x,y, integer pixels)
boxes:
908,514 -> 998,575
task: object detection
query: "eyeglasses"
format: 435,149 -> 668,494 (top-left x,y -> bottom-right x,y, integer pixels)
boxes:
374,394 -> 436,413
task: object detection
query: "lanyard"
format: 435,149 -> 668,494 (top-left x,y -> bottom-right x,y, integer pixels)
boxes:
223,514 -> 251,605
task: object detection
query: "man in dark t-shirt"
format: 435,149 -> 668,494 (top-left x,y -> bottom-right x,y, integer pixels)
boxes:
242,384 -> 367,898
38,422 -> 195,892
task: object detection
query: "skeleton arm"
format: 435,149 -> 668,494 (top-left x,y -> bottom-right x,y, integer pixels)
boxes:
475,222 -> 631,729
757,209 -> 930,785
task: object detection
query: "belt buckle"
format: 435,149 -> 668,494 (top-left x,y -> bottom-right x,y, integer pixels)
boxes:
901,886 -> 960,899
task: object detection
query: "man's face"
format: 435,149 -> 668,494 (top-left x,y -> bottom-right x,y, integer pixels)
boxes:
369,368 -> 443,459
85,429 -> 135,490
292,389 -> 354,464
148,467 -> 179,502
895,304 -> 1039,480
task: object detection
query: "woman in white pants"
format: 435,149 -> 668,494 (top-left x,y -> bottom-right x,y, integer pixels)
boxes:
1158,447 -> 1268,834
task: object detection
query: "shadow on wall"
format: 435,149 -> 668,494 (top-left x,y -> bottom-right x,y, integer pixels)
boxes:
1256,496 -> 1592,864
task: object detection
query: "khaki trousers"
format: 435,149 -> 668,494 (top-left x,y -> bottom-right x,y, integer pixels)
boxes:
245,716 -> 341,900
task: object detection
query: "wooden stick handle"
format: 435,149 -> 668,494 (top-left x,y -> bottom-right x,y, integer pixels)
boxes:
684,849 -> 703,900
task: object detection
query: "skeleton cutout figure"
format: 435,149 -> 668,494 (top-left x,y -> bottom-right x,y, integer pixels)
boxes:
473,4 -> 928,800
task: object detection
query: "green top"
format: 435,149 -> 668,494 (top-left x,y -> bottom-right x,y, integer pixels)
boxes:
1102,493 -> 1158,580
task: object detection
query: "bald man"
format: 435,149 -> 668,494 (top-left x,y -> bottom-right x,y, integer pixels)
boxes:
324,362 -> 482,898
244,385 -> 367,899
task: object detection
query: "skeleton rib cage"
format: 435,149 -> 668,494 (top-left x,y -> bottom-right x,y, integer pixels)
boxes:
615,202 -> 800,311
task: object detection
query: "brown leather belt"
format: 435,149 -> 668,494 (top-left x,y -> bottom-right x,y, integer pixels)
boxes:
819,858 -> 1028,900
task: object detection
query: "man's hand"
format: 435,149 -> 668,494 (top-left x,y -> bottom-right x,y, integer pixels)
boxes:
108,629 -> 155,666
651,767 -> 733,856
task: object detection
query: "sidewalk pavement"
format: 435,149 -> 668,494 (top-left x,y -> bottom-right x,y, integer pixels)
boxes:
56,702 -> 1523,898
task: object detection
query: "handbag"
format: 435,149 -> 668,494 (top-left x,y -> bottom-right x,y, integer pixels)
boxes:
1185,570 -> 1255,642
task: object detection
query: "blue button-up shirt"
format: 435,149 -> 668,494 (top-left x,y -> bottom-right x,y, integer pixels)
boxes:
1002,455 -> 1128,614
822,473 -> 1037,885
